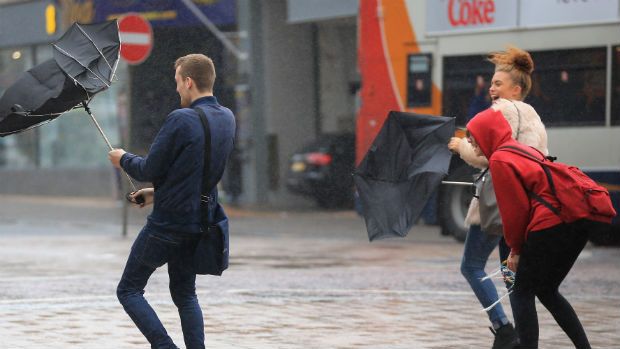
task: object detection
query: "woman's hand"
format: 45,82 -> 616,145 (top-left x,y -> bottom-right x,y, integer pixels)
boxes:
128,188 -> 154,208
448,137 -> 462,153
507,253 -> 520,272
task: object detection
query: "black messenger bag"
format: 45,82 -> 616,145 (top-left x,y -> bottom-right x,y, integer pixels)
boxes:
193,107 -> 229,276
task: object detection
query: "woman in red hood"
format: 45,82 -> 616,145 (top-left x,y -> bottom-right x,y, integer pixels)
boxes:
448,46 -> 540,348
466,108 -> 593,349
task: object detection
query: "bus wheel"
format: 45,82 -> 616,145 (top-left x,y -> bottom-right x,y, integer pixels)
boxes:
439,184 -> 470,242
438,158 -> 475,243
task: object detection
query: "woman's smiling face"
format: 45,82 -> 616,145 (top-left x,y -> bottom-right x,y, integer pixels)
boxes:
489,71 -> 522,101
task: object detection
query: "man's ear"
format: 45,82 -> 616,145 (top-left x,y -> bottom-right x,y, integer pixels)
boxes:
185,77 -> 193,89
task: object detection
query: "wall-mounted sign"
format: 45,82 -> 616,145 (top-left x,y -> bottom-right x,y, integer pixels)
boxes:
520,0 -> 620,28
93,0 -> 236,27
426,0 -> 518,35
426,0 -> 620,36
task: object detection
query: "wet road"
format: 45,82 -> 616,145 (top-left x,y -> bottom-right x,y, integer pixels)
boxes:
0,195 -> 619,348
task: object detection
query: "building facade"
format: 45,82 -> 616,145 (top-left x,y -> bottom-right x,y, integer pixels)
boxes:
0,0 -> 238,197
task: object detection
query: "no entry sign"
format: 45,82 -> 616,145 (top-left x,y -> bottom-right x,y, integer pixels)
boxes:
118,14 -> 153,65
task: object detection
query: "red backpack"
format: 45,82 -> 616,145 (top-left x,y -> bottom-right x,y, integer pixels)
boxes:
497,145 -> 616,224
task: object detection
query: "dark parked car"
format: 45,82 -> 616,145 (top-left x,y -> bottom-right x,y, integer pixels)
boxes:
286,132 -> 355,208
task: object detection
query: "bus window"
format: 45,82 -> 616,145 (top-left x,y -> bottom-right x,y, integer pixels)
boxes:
612,45 -> 620,126
407,54 -> 432,108
442,54 -> 494,126
527,47 -> 607,127
442,49 -> 608,127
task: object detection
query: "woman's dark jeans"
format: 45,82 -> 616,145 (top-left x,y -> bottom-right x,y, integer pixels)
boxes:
513,220 -> 594,349
117,223 -> 204,349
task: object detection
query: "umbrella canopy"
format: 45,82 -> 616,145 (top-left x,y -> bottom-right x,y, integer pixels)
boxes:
354,111 -> 455,241
0,59 -> 87,135
53,20 -> 120,94
0,21 -> 119,136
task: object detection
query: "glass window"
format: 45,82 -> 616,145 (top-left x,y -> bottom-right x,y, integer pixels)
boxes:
612,45 -> 620,126
442,54 -> 494,126
37,61 -> 127,169
0,46 -> 36,169
407,54 -> 432,107
442,48 -> 607,127
526,47 -> 607,127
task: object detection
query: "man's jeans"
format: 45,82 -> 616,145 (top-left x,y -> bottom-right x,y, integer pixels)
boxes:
460,225 -> 510,328
117,223 -> 204,349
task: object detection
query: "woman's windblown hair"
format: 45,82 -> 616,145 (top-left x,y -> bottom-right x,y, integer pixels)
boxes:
488,46 -> 534,98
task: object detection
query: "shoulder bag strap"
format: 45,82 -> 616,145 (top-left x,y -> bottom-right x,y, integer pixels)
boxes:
511,102 -> 522,141
194,107 -> 213,199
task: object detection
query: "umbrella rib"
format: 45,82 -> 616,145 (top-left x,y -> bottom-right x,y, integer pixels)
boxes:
0,100 -> 90,135
75,23 -> 115,74
53,44 -> 111,89
23,103 -> 88,117
0,118 -> 55,136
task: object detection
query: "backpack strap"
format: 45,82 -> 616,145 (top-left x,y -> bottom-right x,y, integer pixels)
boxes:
511,102 -> 522,141
498,145 -> 544,162
497,145 -> 562,217
194,107 -> 214,216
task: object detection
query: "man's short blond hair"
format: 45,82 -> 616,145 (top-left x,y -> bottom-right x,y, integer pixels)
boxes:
174,54 -> 216,92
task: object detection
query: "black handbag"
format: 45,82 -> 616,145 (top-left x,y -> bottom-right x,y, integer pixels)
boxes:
193,107 -> 229,276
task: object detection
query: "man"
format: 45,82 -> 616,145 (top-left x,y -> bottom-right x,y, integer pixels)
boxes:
108,54 -> 236,349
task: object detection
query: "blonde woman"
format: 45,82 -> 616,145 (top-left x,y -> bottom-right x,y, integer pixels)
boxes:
448,47 -> 547,349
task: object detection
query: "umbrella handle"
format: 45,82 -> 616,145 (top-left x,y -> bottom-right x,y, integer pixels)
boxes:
83,102 -> 137,192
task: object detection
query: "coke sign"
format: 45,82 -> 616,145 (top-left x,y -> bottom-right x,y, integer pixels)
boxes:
448,0 -> 495,27
426,0 -> 518,35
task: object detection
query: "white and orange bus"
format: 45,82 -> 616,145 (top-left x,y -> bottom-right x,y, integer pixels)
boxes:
357,0 -> 620,243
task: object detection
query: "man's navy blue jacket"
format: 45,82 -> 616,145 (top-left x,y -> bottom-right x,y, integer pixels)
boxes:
121,96 -> 236,234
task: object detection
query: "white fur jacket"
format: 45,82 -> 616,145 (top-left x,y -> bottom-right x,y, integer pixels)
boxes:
458,98 -> 549,226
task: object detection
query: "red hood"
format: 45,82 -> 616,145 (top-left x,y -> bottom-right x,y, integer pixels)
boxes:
466,108 -> 513,159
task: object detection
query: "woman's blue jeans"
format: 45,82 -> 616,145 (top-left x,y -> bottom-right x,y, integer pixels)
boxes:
117,223 -> 204,349
460,225 -> 509,328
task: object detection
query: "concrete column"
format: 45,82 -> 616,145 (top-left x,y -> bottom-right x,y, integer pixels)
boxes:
240,0 -> 318,206
239,0 -> 269,204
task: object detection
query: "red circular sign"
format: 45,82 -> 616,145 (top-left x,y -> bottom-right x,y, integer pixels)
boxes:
118,13 -> 153,65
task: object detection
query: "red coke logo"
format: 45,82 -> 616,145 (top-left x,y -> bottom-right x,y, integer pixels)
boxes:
448,0 -> 496,27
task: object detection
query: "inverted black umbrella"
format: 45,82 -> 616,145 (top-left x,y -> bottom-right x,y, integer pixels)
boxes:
354,111 -> 456,241
0,20 -> 136,190
0,21 -> 119,136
